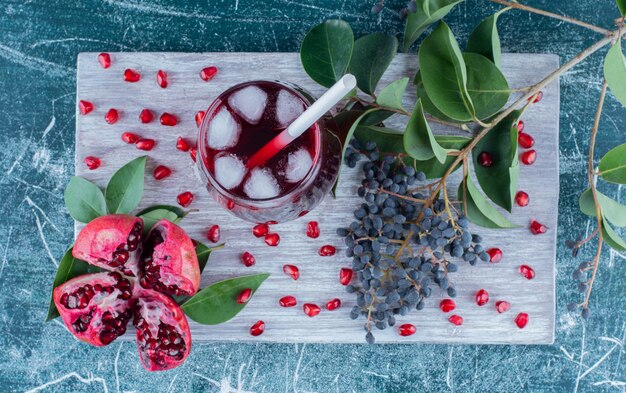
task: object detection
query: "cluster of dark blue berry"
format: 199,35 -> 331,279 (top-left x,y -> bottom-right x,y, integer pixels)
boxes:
566,259 -> 592,319
339,139 -> 487,343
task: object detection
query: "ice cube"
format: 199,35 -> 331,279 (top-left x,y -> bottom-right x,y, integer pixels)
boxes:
214,154 -> 246,190
244,168 -> 280,199
276,89 -> 305,127
228,85 -> 268,125
208,107 -> 241,149
285,148 -> 313,183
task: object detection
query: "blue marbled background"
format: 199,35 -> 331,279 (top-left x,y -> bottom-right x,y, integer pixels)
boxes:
0,0 -> 625,391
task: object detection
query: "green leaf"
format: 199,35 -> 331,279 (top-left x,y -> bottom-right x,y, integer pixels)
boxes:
459,175 -> 517,228
403,0 -> 464,52
463,53 -> 510,120
616,0 -> 626,16
136,205 -> 187,234
472,111 -> 521,212
46,247 -> 100,321
64,176 -> 107,223
195,240 -> 224,274
599,143 -> 626,184
414,71 -> 460,123
466,10 -> 504,67
349,33 -> 398,95
105,156 -> 146,214
418,22 -> 475,122
404,100 -> 447,163
604,38 -> 626,108
300,20 -> 354,88
602,219 -> 626,251
181,273 -> 270,325
376,77 -> 409,110
578,188 -> 626,227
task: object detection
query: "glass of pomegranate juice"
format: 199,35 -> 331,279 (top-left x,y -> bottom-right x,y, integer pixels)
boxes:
197,81 -> 341,223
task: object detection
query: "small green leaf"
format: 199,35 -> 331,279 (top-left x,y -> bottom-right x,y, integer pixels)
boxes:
376,77 -> 409,110
105,156 -> 146,214
459,175 -> 517,228
137,205 -> 187,234
417,135 -> 471,179
599,143 -> 626,184
466,10 -> 504,67
616,0 -> 626,16
404,100 -> 447,163
64,177 -> 107,223
181,273 -> 270,325
194,240 -> 224,274
349,33 -> 398,95
300,20 -> 354,88
403,0 -> 464,52
414,71 -> 460,123
578,188 -> 626,227
602,219 -> 626,251
463,53 -> 510,120
604,38 -> 626,108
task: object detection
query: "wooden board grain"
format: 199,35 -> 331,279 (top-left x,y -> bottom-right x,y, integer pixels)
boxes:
75,52 -> 559,344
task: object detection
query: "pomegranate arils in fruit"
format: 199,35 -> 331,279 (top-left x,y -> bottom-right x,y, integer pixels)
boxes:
195,110 -> 205,127
177,191 -> 194,207
487,248 -> 503,263
160,112 -> 178,126
398,323 -> 416,336
517,120 -> 525,133
105,108 -> 119,124
139,108 -> 154,123
448,315 -> 463,326
156,70 -> 168,88
515,191 -> 529,207
121,132 -> 139,144
84,156 -> 101,170
303,303 -> 321,317
520,149 -> 537,165
279,295 -> 297,307
190,147 -> 197,162
264,233 -> 280,247
319,245 -> 336,256
236,288 -> 252,304
519,264 -> 535,280
518,132 -> 535,148
339,268 -> 353,285
306,221 -> 320,238
136,138 -> 156,151
530,219 -> 547,235
252,223 -> 269,238
241,251 -> 255,267
250,320 -> 265,336
200,66 -> 218,81
123,68 -> 141,82
495,301 -> 511,313
153,165 -> 172,180
98,52 -> 111,69
515,312 -> 529,328
206,225 -> 220,243
478,151 -> 493,167
79,100 -> 94,115
176,137 -> 190,152
325,298 -> 341,311
283,264 -> 299,280
475,289 -> 489,306
439,299 -> 456,313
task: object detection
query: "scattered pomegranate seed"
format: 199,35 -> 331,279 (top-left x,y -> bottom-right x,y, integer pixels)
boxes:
516,120 -> 525,133
439,299 -> 456,313
160,112 -> 178,126
478,151 -> 493,167
207,225 -> 220,243
241,251 -> 256,267
319,245 -> 336,256
339,268 -> 353,286
153,165 -> 172,180
279,295 -> 297,307
520,150 -> 537,165
325,298 -> 341,311
177,191 -> 194,207
515,191 -> 529,207
190,147 -> 197,162
514,312 -> 529,328
121,132 -> 139,144
123,68 -> 141,82
104,108 -> 119,124
529,219 -> 547,235
518,132 -> 535,148
79,100 -> 94,115
264,233 -> 280,247
529,91 -> 543,103
136,138 -> 155,151
175,136 -> 190,152
495,301 -> 511,313
475,289 -> 489,306
448,315 -> 463,326
236,288 -> 252,304
306,221 -> 320,238
84,156 -> 101,170
139,108 -> 154,123
250,320 -> 265,336
519,264 -> 535,280
200,66 -> 218,81
486,248 -> 503,263
97,53 -> 111,69
398,323 -> 416,336
195,110 -> 206,127
156,69 -> 168,88
303,303 -> 321,317
283,264 -> 300,280
252,223 -> 269,238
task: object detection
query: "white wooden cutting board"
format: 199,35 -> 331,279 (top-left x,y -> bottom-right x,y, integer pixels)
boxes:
75,52 -> 559,344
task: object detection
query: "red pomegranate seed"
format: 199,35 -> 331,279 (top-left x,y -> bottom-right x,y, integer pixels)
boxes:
339,268 -> 353,285
190,147 -> 197,162
177,191 -> 194,207
226,199 -> 235,210
241,251 -> 255,267
518,132 -> 535,148
121,132 -> 139,144
264,233 -> 280,247
516,120 -> 525,133
84,156 -> 101,170
303,303 -> 321,317
319,245 -> 336,256
475,289 -> 489,306
123,68 -> 141,82
105,108 -> 119,124
200,66 -> 218,81
519,264 -> 535,280
520,149 -> 537,165
153,165 -> 172,180
486,248 -> 503,263
478,151 -> 493,167
325,298 -> 341,311
252,223 -> 269,238
439,299 -> 456,313
515,191 -> 529,207
514,312 -> 529,328
97,53 -> 111,69
398,323 -> 416,336
495,300 -> 511,313
78,100 -> 94,115
136,138 -> 155,151
195,110 -> 206,127
529,219 -> 547,235
175,136 -> 190,152
306,221 -> 320,238
139,108 -> 154,123
250,320 -> 265,336
448,315 -> 463,326
283,264 -> 299,280
160,112 -> 178,126
236,288 -> 252,304
206,225 -> 220,243
156,69 -> 168,88
529,91 -> 543,103
279,295 -> 297,307
299,210 -> 309,217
